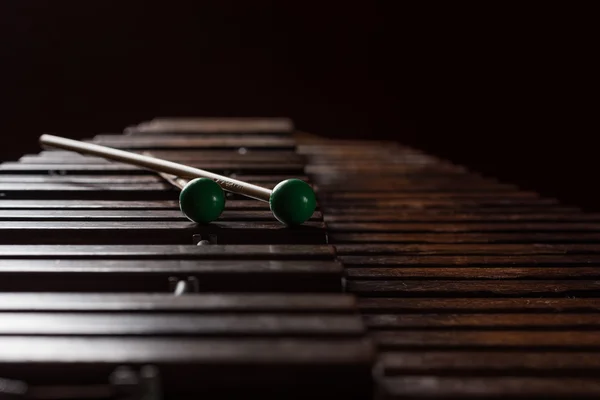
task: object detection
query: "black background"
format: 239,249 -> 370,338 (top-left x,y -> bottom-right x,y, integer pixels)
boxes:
0,2 -> 595,212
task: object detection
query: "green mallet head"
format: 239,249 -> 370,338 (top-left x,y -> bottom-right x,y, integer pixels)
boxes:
269,179 -> 317,226
179,178 -> 226,224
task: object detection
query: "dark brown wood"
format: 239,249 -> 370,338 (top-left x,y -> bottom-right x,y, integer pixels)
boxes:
0,199 -> 270,209
321,198 -> 561,207
0,182 -> 171,190
316,183 -> 519,192
373,330 -> 600,348
358,298 -> 600,313
330,232 -> 600,243
347,267 -> 600,280
125,117 -> 294,134
0,174 -> 309,183
339,254 -> 600,266
0,209 -> 323,221
0,337 -> 373,399
0,182 -> 179,200
0,244 -> 336,259
93,134 -> 293,142
379,350 -> 600,375
0,293 -> 357,312
0,174 -> 164,182
376,352 -> 600,399
325,212 -> 600,222
336,244 -> 600,255
0,185 -> 285,202
0,221 -> 327,244
377,376 -> 600,399
313,174 -> 504,186
364,313 -> 600,329
6,118 -> 600,399
87,135 -> 296,149
22,150 -> 305,163
306,164 -> 467,174
0,313 -> 365,336
0,181 -> 312,201
320,191 -> 540,200
297,143 -> 405,154
0,260 -> 342,292
346,280 -> 600,297
310,157 -> 453,166
329,222 -> 600,232
0,161 -> 304,174
324,206 -> 582,214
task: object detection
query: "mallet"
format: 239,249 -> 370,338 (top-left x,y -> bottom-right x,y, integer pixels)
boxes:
39,134 -> 316,225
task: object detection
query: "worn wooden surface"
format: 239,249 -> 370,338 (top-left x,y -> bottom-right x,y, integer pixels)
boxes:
0,259 -> 343,292
0,221 -> 328,244
22,150 -> 305,163
0,337 -> 373,399
88,134 -> 296,149
0,244 -> 335,259
0,199 -> 273,209
0,161 -> 304,174
0,293 -> 358,312
125,117 -> 294,134
1,119 -> 598,398
0,123 -> 376,399
0,209 -> 323,221
300,135 -> 600,399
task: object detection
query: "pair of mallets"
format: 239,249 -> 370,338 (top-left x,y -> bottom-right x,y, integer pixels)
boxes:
39,135 -> 317,225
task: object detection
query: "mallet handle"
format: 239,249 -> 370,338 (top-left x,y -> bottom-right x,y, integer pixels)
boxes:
39,134 -> 272,202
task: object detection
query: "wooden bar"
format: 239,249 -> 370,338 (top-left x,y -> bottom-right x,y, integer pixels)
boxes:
320,198 -> 561,207
0,209 -> 323,221
326,212 -> 600,222
88,135 -> 296,149
0,161 -> 304,174
335,243 -> 600,255
379,350 -> 600,375
329,222 -> 600,232
339,254 -> 600,266
373,331 -> 600,348
0,313 -> 365,336
0,199 -> 270,210
0,260 -> 342,292
0,293 -> 357,312
346,280 -> 600,297
364,313 -> 600,328
0,221 -> 327,244
21,150 -> 305,163
324,206 -> 582,214
125,117 -> 295,134
377,377 -> 600,399
319,191 -> 541,200
0,337 -> 373,399
358,298 -> 600,313
348,267 -> 600,279
330,232 -> 600,244
0,244 -> 336,259
0,174 -> 309,183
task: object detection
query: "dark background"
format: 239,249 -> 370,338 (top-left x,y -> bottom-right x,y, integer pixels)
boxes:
0,2 -> 595,211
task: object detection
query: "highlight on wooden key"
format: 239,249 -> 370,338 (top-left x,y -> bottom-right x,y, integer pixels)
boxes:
38,134 -> 317,225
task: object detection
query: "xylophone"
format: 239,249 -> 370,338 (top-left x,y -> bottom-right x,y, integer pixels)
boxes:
1,118 -> 600,399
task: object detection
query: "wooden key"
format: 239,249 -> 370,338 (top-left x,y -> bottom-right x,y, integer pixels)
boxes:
125,117 -> 294,134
